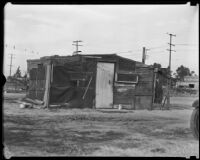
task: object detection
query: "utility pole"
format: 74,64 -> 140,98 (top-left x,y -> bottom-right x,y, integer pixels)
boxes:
142,47 -> 150,64
8,54 -> 15,76
72,40 -> 83,55
166,33 -> 176,109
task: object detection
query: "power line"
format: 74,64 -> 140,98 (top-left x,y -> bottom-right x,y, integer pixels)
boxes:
148,50 -> 166,53
166,32 -> 176,109
92,50 -> 142,56
114,51 -> 143,56
174,43 -> 198,46
72,40 -> 83,55
176,48 -> 199,51
149,45 -> 167,50
166,33 -> 176,70
104,51 -> 133,55
119,51 -> 143,57
117,51 -> 133,54
121,53 -> 142,56
142,47 -> 150,64
5,44 -> 40,55
8,53 -> 15,76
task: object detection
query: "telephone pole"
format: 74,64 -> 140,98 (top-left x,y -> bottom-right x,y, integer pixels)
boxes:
72,40 -> 83,55
166,33 -> 176,109
142,47 -> 150,64
8,54 -> 15,76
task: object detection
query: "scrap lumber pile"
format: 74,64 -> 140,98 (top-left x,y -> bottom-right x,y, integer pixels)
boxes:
17,98 -> 44,109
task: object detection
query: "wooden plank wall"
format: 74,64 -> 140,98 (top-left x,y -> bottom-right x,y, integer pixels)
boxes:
135,67 -> 154,109
113,84 -> 135,106
113,57 -> 135,108
134,96 -> 153,110
27,64 -> 46,100
113,66 -> 154,110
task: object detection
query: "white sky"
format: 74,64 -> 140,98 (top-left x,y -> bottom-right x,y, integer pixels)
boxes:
4,3 -> 199,77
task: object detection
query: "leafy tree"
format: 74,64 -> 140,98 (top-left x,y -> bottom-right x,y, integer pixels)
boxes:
190,71 -> 195,76
153,63 -> 162,69
176,65 -> 191,81
22,72 -> 28,86
23,72 -> 27,79
152,63 -> 169,85
13,66 -> 22,78
172,72 -> 177,78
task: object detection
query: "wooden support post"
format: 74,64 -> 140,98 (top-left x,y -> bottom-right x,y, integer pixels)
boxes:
150,68 -> 155,110
82,76 -> 93,99
43,64 -> 52,108
161,95 -> 167,110
153,71 -> 157,104
142,47 -> 146,64
36,68 -> 38,98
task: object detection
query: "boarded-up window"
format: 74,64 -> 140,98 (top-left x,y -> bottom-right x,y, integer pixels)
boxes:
117,73 -> 138,83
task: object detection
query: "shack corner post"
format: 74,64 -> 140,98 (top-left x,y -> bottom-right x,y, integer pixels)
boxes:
43,61 -> 53,109
151,67 -> 158,110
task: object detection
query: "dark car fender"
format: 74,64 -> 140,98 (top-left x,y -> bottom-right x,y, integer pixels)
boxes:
192,100 -> 199,108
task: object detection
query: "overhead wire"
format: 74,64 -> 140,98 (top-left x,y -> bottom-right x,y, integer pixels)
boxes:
4,44 -> 40,55
149,45 -> 168,50
174,43 -> 198,46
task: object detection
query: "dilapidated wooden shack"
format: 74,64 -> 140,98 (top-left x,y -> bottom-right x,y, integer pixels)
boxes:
27,54 -> 156,109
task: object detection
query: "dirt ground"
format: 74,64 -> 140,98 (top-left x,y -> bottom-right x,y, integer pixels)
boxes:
3,93 -> 199,157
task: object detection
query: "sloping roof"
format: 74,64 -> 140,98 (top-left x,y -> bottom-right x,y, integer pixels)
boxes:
135,62 -> 150,68
27,54 -> 152,69
28,54 -> 137,62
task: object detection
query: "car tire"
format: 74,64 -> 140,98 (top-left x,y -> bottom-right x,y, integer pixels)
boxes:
190,108 -> 199,140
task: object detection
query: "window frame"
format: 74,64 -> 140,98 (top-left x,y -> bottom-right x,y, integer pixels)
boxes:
115,73 -> 139,84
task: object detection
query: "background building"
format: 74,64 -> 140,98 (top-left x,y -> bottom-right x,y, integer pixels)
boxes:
176,75 -> 199,90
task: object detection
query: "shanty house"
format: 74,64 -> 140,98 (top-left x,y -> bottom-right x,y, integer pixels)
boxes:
26,54 -> 156,109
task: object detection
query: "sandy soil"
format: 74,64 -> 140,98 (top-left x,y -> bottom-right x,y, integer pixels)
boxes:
3,93 -> 199,157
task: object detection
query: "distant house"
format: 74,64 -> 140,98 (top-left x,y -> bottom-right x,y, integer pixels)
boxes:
176,76 -> 199,90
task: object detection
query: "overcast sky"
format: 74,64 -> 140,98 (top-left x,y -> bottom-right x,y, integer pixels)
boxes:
4,3 -> 199,77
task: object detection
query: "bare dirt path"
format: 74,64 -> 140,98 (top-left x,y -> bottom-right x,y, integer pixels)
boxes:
3,93 -> 199,157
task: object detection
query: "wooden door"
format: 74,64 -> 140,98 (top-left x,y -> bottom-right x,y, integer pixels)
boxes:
95,62 -> 115,108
